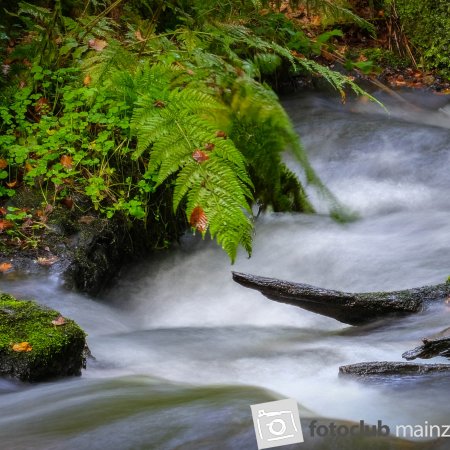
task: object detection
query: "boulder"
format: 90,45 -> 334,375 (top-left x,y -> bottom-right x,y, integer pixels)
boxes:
0,293 -> 86,381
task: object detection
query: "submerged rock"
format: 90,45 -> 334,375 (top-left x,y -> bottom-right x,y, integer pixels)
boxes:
0,293 -> 86,381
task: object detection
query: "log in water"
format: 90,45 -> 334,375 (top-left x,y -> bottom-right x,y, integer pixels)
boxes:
232,271 -> 450,325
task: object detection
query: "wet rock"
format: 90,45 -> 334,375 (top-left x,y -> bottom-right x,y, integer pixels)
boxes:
0,293 -> 86,381
339,362 -> 450,377
402,336 -> 450,361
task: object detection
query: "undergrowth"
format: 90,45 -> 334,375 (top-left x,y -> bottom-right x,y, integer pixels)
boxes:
0,0 -> 375,261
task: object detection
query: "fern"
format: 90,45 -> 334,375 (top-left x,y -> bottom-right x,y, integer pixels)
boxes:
130,65 -> 254,261
10,0 -> 379,261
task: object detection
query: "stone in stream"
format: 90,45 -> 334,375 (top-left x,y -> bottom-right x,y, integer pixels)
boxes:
339,362 -> 450,377
0,293 -> 86,381
232,271 -> 450,326
402,336 -> 450,361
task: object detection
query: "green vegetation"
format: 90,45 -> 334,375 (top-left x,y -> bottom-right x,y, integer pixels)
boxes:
0,1 -> 375,261
385,0 -> 450,76
0,293 -> 86,380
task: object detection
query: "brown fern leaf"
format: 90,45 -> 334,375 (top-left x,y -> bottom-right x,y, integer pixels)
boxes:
192,149 -> 209,163
190,206 -> 208,232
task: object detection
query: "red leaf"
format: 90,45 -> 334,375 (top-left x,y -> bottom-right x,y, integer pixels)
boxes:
192,150 -> 210,163
0,219 -> 13,231
60,154 -> 73,169
216,130 -> 227,139
0,159 -> 7,169
190,206 -> 208,232
0,262 -> 13,273
61,197 -> 74,209
204,142 -> 215,151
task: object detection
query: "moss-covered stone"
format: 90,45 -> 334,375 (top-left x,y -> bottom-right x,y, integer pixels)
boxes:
0,293 -> 86,381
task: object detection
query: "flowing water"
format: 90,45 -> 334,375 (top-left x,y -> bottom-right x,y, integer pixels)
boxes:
1,90 -> 450,450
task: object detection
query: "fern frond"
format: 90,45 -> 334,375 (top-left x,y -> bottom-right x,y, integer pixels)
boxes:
18,2 -> 53,23
130,68 -> 255,260
82,39 -> 139,85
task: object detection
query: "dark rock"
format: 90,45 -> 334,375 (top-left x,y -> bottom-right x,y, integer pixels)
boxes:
403,337 -> 450,361
232,271 -> 450,325
339,362 -> 450,377
0,293 -> 86,381
63,217 -> 135,295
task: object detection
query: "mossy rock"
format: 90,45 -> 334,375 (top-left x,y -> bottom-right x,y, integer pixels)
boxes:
0,293 -> 86,381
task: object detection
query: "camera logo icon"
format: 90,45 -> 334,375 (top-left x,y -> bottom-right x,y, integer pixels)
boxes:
250,399 -> 304,449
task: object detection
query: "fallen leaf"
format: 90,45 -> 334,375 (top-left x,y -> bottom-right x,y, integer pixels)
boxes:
192,149 -> 210,163
204,142 -> 215,151
88,38 -> 108,52
0,159 -> 7,169
189,206 -> 208,232
0,219 -> 13,231
135,30 -> 145,42
78,215 -> 96,224
12,342 -> 32,352
51,315 -> 66,326
0,262 -> 12,273
6,180 -> 17,188
35,97 -> 49,115
83,74 -> 92,86
37,255 -> 59,266
61,196 -> 74,209
60,154 -> 73,169
21,218 -> 34,229
153,100 -> 165,108
216,130 -> 227,139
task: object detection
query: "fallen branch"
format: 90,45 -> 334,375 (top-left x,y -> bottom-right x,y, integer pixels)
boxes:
339,362 -> 450,377
232,272 -> 450,325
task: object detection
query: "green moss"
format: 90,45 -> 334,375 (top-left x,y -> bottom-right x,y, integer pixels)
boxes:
0,293 -> 86,381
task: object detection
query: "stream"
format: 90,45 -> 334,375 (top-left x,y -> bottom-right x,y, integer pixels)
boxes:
1,90 -> 450,450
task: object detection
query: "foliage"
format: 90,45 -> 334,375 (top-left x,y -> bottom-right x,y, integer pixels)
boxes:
0,0 -> 375,261
360,48 -> 409,71
385,0 -> 450,77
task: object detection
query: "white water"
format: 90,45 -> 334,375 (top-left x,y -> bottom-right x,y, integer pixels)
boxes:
1,91 -> 450,450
